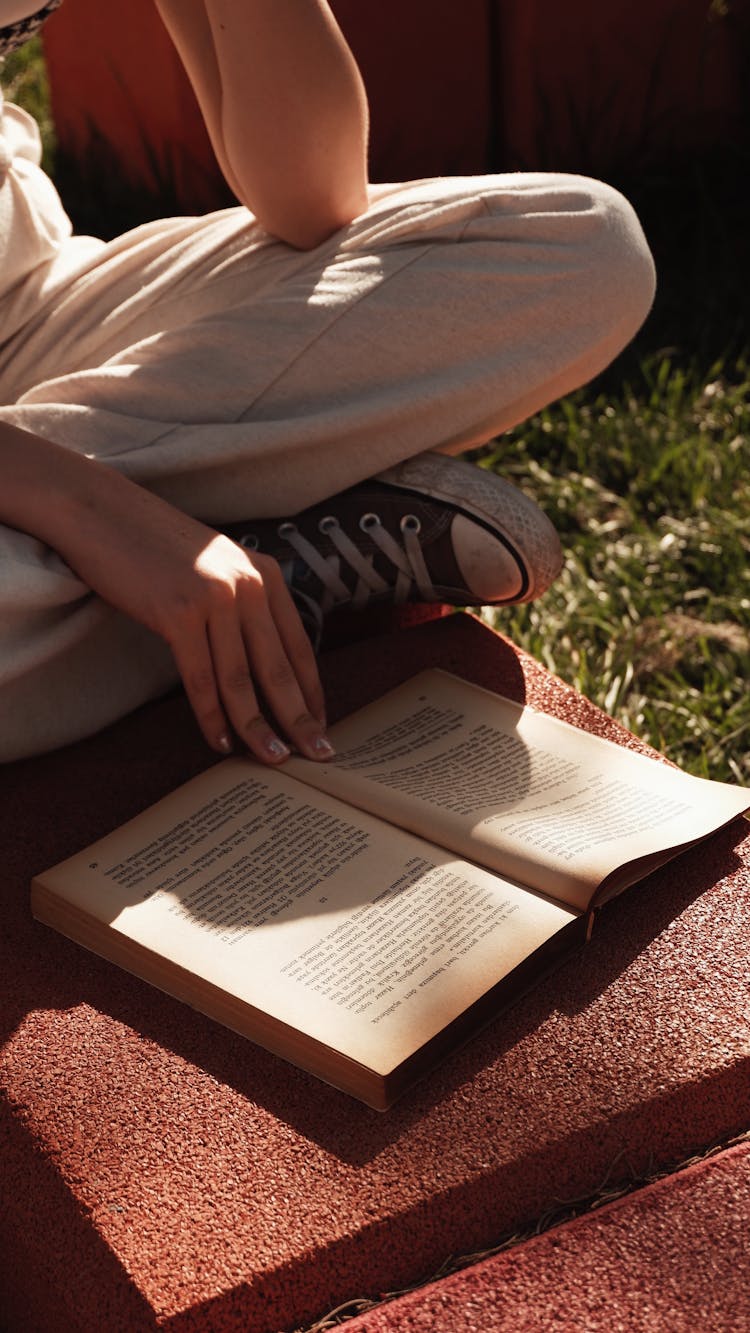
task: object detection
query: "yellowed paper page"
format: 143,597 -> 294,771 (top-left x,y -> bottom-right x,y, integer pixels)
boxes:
34,759 -> 574,1077
286,671 -> 749,912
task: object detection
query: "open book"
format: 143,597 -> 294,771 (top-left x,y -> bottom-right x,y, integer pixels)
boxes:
32,670 -> 748,1109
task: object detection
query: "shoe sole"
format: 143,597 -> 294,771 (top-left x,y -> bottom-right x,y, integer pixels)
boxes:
377,454 -> 563,603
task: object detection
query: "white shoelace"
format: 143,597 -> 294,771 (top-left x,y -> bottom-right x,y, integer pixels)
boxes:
272,513 -> 438,613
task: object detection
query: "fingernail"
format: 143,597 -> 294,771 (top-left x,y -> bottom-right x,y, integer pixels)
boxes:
218,734 -> 233,754
311,735 -> 335,758
265,736 -> 291,759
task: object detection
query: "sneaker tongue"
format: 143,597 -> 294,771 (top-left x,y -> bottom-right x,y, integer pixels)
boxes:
449,514 -> 524,603
289,587 -> 324,648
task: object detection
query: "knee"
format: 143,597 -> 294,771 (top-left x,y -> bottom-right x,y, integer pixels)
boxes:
568,176 -> 656,345
474,171 -> 655,349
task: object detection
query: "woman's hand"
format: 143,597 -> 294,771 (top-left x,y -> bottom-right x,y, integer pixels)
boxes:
74,504 -> 332,764
1,423 -> 331,763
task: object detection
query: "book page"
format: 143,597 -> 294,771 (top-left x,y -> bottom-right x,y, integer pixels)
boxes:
34,758 -> 575,1077
285,671 -> 749,912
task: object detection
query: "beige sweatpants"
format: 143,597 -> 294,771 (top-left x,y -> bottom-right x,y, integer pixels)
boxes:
0,162 -> 656,760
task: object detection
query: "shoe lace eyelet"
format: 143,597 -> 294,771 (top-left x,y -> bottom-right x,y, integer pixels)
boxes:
239,533 -> 259,551
400,514 -> 421,534
359,512 -> 381,532
277,521 -> 298,538
318,515 -> 339,534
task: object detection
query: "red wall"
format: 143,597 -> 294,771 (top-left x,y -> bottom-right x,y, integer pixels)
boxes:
43,0 -> 748,216
44,0 -> 219,209
494,0 -> 748,176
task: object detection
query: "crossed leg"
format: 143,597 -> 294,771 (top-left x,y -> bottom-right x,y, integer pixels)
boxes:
0,173 -> 655,759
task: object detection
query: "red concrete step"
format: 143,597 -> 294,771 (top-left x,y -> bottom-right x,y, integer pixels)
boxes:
1,614 -> 748,1333
345,1139 -> 750,1333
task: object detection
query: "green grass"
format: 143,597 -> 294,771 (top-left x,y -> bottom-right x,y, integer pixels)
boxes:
0,37 -> 55,170
478,357 -> 750,782
2,45 -> 748,782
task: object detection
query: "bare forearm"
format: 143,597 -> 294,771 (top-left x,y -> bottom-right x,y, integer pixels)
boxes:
1,423 -> 331,760
0,422 -> 199,633
155,0 -> 369,248
0,422 -> 152,560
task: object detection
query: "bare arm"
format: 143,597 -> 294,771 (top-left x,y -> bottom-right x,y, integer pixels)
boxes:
0,2 -> 366,754
1,423 -> 332,762
154,0 -> 370,249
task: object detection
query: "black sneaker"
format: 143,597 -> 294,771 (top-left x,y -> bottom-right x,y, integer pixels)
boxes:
224,454 -> 562,630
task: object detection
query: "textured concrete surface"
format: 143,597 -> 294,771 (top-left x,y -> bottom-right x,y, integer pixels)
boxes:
346,1140 -> 750,1333
1,614 -> 748,1332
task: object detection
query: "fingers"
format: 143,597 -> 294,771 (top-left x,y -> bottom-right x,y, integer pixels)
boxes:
211,592 -> 332,763
168,543 -> 332,764
171,622 -> 263,760
262,561 -> 327,728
